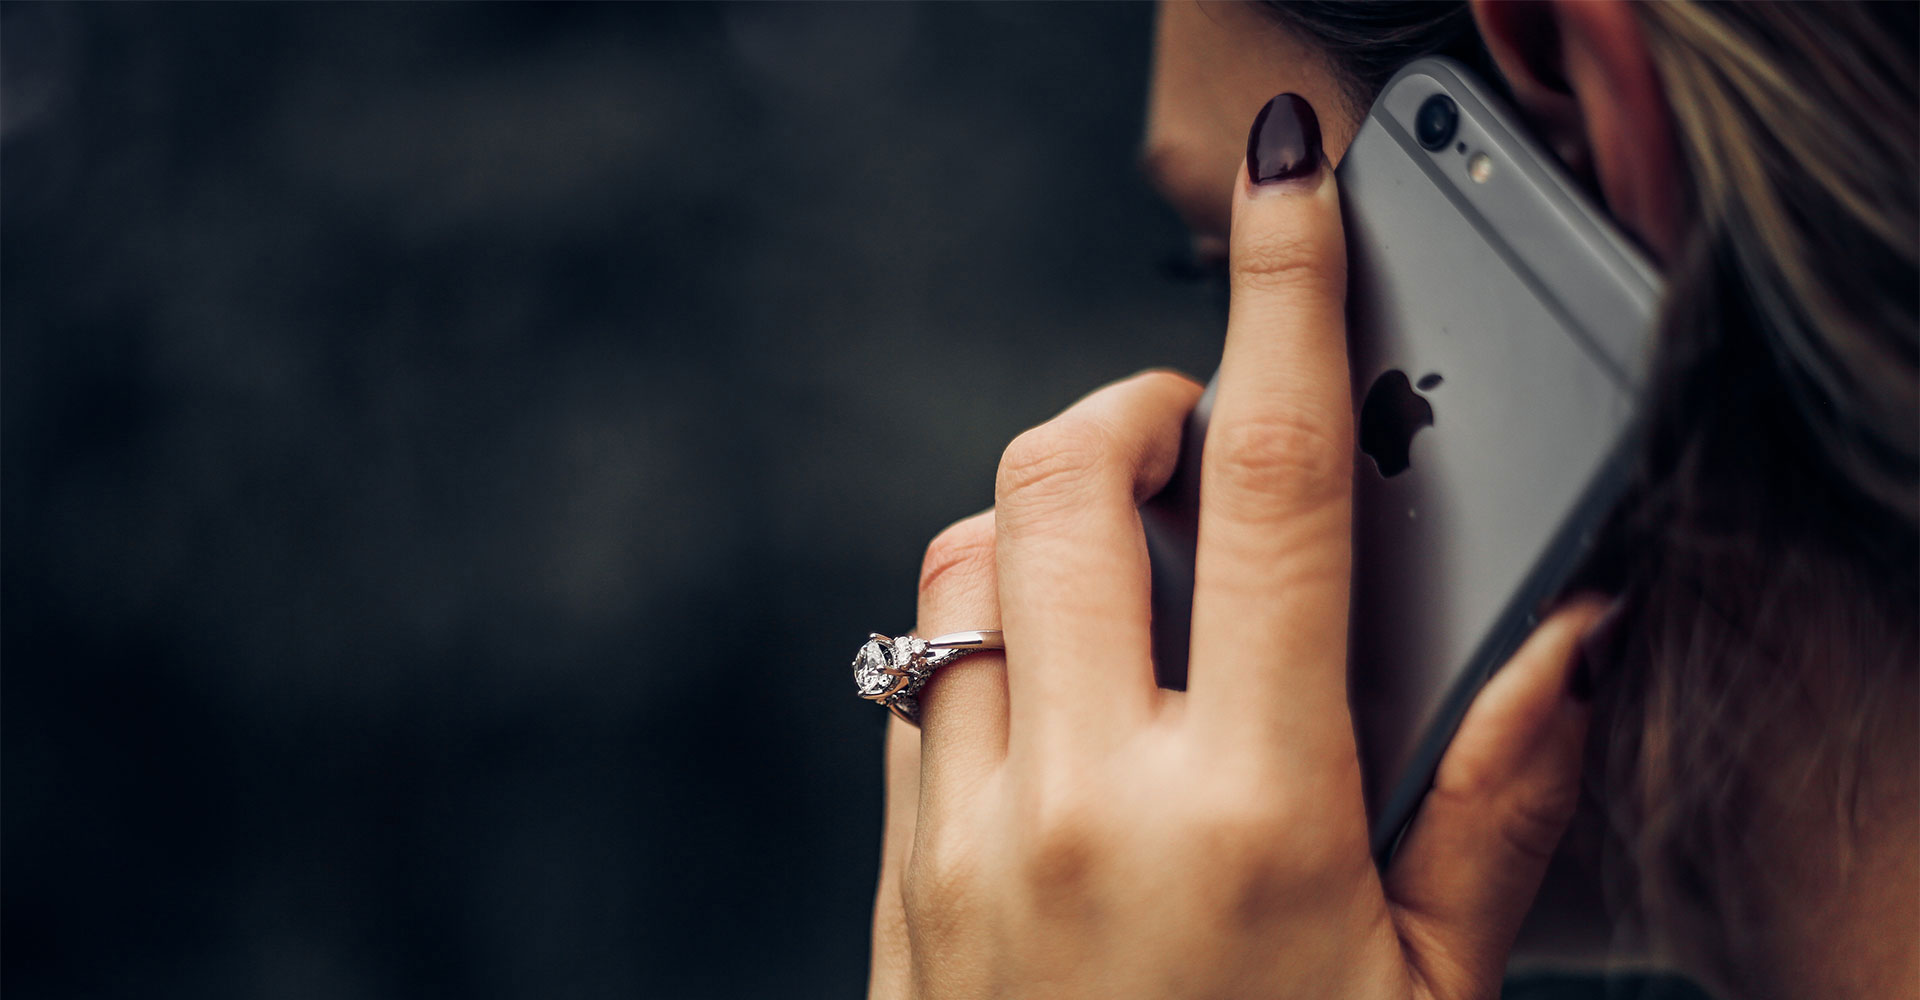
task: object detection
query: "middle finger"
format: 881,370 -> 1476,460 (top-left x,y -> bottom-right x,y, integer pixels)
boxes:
993,370 -> 1202,754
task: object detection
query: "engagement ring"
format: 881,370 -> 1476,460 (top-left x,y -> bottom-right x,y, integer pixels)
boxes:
852,630 -> 1004,725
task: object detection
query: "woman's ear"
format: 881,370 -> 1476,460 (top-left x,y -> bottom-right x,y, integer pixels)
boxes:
1470,0 -> 1682,262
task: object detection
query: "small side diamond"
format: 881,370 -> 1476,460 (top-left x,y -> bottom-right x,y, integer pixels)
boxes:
891,635 -> 929,674
853,639 -> 895,697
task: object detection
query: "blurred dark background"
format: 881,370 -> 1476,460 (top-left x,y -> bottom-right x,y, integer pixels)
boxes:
0,5 -> 1716,999
3,3 -> 1220,997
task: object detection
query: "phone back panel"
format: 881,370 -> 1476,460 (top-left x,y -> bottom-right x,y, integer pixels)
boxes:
1339,60 -> 1659,858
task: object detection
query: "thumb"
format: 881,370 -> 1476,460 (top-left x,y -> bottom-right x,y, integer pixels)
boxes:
1382,596 -> 1615,1000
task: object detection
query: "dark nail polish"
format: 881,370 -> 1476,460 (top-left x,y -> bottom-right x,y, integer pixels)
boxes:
1246,93 -> 1322,184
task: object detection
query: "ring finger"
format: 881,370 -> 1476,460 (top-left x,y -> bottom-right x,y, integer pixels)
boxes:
993,369 -> 1203,756
914,509 -> 1009,797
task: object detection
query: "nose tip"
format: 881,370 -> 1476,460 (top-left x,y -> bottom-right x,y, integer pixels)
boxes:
1157,234 -> 1230,283
1189,233 -> 1229,267
1139,138 -> 1234,245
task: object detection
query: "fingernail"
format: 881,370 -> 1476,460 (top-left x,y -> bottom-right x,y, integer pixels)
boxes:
1571,598 -> 1629,703
1246,93 -> 1322,185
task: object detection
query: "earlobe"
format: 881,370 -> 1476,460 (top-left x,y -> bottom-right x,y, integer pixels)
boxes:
1469,0 -> 1682,262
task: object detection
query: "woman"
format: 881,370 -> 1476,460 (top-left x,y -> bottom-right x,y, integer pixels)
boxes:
868,2 -> 1917,997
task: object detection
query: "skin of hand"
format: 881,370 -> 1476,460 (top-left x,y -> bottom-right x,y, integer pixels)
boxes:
867,97 -> 1610,999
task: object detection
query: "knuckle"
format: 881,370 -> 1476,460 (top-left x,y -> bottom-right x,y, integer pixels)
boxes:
1022,827 -> 1098,903
1498,780 -> 1582,866
994,418 -> 1115,518
1206,407 -> 1351,513
1231,225 -> 1333,295
902,832 -> 981,931
1192,808 -> 1303,923
1190,804 -> 1290,866
1429,770 -> 1581,867
1015,784 -> 1109,900
1183,787 -> 1368,925
1128,367 -> 1205,398
918,516 -> 995,602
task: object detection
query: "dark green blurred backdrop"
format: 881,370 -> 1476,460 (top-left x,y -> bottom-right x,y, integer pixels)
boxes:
1,5 -> 1717,999
3,4 -> 1217,997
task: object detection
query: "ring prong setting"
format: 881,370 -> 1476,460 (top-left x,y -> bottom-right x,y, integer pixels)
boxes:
852,630 -> 1006,726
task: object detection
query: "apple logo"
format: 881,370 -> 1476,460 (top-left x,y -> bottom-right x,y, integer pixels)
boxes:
1359,370 -> 1442,478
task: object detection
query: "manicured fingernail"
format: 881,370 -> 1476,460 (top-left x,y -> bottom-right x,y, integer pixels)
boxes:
1246,93 -> 1322,185
1571,598 -> 1628,703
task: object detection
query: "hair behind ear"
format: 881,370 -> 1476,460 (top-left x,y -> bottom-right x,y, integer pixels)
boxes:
1256,2 -> 1505,117
1572,2 -> 1918,990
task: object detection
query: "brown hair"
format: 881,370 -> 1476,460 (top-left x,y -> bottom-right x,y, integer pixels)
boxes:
1594,3 -> 1915,990
1264,0 -> 1919,991
1258,1 -> 1504,115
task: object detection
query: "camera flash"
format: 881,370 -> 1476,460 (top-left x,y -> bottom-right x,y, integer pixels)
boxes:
1467,152 -> 1494,183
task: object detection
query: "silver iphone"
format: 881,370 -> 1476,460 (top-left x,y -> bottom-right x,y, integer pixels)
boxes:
1142,57 -> 1661,863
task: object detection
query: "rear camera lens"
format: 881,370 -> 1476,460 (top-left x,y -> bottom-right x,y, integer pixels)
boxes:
1415,95 -> 1458,151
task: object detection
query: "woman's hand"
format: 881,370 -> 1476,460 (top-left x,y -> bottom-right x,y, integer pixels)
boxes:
870,95 -> 1607,1000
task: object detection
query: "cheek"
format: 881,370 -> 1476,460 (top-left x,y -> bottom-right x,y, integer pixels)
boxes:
1139,124 -> 1240,240
1140,87 -> 1361,245
1145,2 -> 1364,238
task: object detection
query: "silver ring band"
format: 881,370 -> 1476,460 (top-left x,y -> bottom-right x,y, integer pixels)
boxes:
852,630 -> 1005,726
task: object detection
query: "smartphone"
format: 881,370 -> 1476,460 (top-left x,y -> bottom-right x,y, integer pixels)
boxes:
1141,57 -> 1661,864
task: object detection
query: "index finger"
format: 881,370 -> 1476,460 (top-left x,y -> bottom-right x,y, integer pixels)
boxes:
1188,94 -> 1357,763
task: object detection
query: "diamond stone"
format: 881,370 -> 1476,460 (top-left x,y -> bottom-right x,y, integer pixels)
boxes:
854,639 -> 896,697
891,635 -> 929,674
